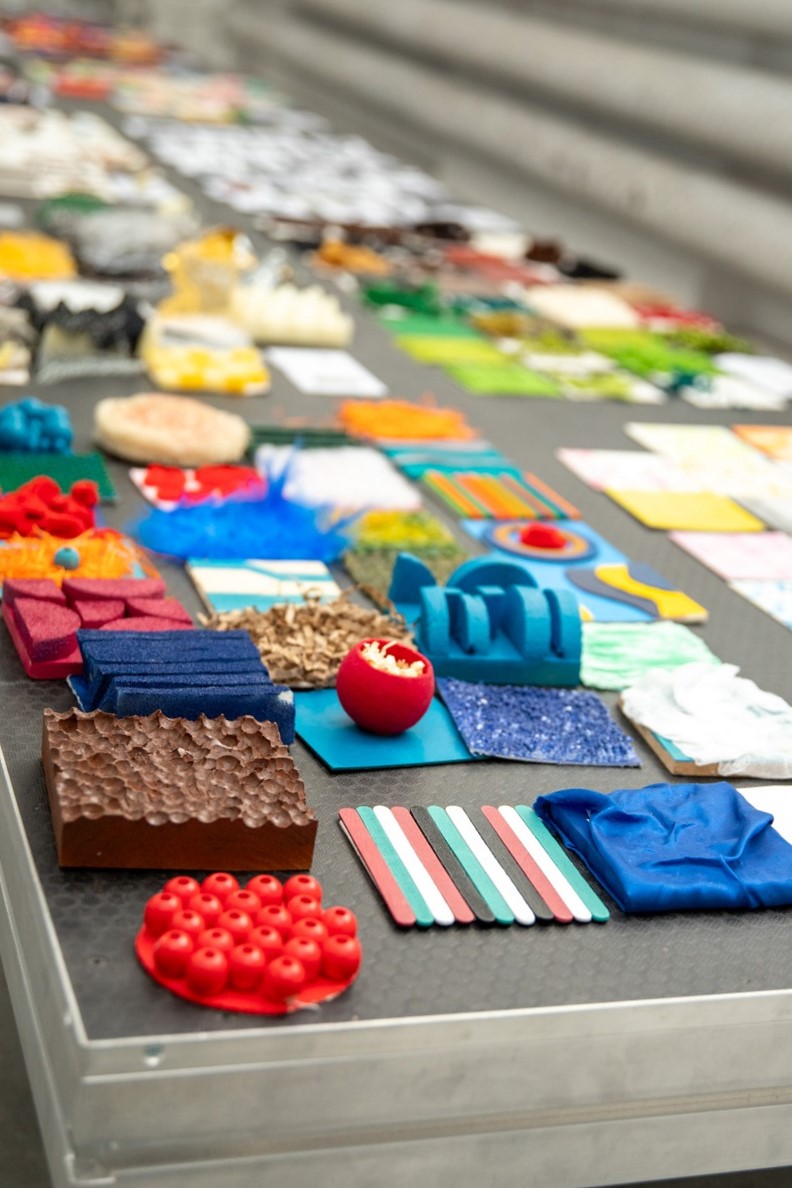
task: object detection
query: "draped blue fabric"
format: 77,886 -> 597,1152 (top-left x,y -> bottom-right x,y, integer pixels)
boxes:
533,781 -> 792,913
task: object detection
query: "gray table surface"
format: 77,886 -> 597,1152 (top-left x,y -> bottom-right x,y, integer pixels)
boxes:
2,102 -> 792,1045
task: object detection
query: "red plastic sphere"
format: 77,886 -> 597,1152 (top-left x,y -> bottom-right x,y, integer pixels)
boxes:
201,872 -> 239,902
187,892 -> 223,928
261,955 -> 308,1003
170,910 -> 205,942
322,935 -> 362,981
255,903 -> 292,940
164,876 -> 200,905
249,926 -> 285,962
291,917 -> 329,945
186,947 -> 229,997
285,937 -> 322,982
286,895 -> 321,925
322,906 -> 358,939
246,875 -> 283,906
153,930 -> 194,977
283,874 -> 322,904
229,944 -> 266,991
217,909 -> 252,944
225,889 -> 262,916
197,928 -> 234,954
144,891 -> 181,938
335,638 -> 434,735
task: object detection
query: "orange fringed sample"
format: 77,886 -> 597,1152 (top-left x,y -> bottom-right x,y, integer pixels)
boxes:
338,398 -> 478,442
0,529 -> 145,586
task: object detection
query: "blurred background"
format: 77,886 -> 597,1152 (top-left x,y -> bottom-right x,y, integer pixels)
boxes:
6,0 -> 792,344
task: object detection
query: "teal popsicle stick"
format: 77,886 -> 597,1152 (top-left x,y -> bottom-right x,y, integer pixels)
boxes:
356,807 -> 434,928
427,806 -> 513,925
515,806 -> 610,923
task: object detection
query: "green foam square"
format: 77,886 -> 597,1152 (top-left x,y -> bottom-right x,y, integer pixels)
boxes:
0,453 -> 117,502
445,363 -> 562,397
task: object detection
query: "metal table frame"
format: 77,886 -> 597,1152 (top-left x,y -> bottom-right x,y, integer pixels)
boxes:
4,89 -> 792,1188
4,742 -> 792,1187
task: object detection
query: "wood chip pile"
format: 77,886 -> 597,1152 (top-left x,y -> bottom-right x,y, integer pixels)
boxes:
200,591 -> 414,689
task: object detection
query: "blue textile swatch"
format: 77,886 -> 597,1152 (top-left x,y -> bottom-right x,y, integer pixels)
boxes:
437,678 -> 640,767
534,781 -> 792,913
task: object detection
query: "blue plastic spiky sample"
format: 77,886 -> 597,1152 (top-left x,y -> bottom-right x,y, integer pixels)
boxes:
133,450 -> 352,562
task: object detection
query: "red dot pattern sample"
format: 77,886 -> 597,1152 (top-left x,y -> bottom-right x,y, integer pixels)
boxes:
136,872 -> 361,1016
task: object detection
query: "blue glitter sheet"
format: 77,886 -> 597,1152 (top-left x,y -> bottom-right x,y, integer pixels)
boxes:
437,678 -> 641,767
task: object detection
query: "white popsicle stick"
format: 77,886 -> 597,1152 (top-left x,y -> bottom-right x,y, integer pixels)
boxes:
499,806 -> 592,923
446,806 -> 535,926
373,806 -> 455,927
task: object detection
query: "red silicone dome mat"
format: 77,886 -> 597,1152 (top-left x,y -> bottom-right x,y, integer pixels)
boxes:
136,872 -> 361,1016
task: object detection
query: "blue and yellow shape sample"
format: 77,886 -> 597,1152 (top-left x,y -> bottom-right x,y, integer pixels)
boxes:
388,554 -> 582,686
464,518 -> 651,623
567,562 -> 708,623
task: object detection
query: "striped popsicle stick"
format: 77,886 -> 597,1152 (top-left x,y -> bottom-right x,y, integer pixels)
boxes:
355,807 -> 435,927
410,807 -> 496,924
427,806 -> 514,924
514,805 -> 610,923
445,806 -> 535,926
462,472 -> 526,518
339,808 -> 418,928
392,807 -> 476,924
373,807 -> 455,927
519,472 -> 580,520
498,806 -> 592,923
423,471 -> 489,517
482,806 -> 573,923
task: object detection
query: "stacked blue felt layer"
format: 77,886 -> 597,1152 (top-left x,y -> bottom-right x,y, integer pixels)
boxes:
69,629 -> 295,743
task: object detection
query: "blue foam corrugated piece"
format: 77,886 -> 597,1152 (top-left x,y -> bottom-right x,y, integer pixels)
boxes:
388,553 -> 582,686
111,684 -> 295,742
73,629 -> 295,742
80,658 -> 266,709
98,673 -> 274,712
77,629 -> 257,659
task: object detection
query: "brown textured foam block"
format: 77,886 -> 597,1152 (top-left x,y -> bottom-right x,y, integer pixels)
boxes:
41,709 -> 317,870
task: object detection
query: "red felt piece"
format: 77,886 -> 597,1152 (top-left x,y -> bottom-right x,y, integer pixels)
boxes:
136,873 -> 360,1016
72,599 -> 126,628
125,597 -> 192,623
2,579 -> 65,609
2,599 -> 82,678
62,577 -> 166,602
100,616 -> 193,631
12,597 -> 81,661
335,639 -> 434,735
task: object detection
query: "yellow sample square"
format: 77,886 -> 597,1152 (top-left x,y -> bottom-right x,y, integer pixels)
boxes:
605,489 -> 765,532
